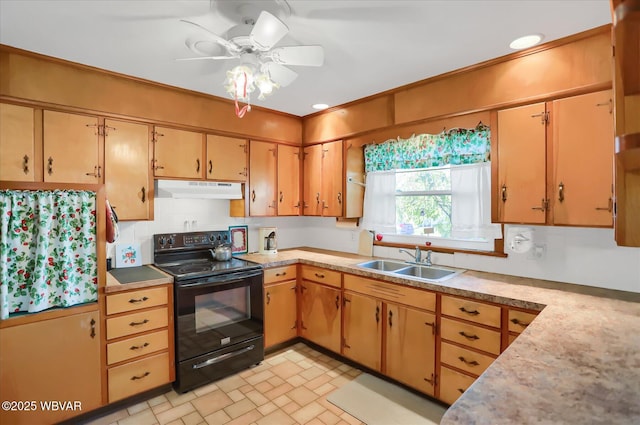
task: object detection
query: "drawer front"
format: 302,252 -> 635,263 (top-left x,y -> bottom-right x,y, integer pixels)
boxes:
264,265 -> 297,284
441,317 -> 501,355
107,307 -> 168,340
508,310 -> 538,334
343,274 -> 436,312
108,352 -> 170,402
440,342 -> 495,377
441,295 -> 501,328
107,329 -> 169,365
301,265 -> 341,288
439,366 -> 476,406
107,287 -> 168,315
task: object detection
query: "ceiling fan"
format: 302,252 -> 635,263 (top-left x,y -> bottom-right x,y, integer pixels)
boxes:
178,8 -> 324,116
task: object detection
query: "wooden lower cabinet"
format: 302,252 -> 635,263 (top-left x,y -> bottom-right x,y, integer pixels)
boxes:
299,280 -> 341,353
264,265 -> 298,348
385,303 -> 437,396
105,285 -> 174,403
0,309 -> 102,425
439,366 -> 476,406
342,291 -> 382,371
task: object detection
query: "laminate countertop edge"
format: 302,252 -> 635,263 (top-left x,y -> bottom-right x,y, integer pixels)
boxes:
105,265 -> 173,293
239,248 -> 640,424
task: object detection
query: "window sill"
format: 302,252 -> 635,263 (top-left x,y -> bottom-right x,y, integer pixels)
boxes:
373,240 -> 508,258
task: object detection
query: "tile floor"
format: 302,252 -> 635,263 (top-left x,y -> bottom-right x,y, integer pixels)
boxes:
86,342 -> 366,425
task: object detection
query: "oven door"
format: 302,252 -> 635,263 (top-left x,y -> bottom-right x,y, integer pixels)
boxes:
175,269 -> 264,362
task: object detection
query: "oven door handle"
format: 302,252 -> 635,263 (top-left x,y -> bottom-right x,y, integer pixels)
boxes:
192,345 -> 255,369
178,270 -> 263,288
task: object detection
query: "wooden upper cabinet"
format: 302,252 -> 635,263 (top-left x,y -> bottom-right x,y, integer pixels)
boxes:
0,103 -> 36,182
43,110 -> 101,183
104,119 -> 151,220
153,126 -> 203,179
277,144 -> 301,215
303,141 -> 343,217
249,140 -> 277,216
497,102 -> 548,224
206,135 -> 247,181
552,90 -> 614,226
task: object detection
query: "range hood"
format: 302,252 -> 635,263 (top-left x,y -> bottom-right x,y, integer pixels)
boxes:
155,180 -> 242,199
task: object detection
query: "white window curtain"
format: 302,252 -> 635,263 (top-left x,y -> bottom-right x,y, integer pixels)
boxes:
361,171 -> 396,234
451,162 -> 502,240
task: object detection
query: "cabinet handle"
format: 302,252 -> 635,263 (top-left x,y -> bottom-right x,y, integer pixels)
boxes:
153,159 -> 165,171
425,321 -> 435,335
47,157 -> 54,175
85,166 -> 99,177
558,182 -> 565,203
251,190 -> 256,202
130,342 -> 150,351
241,167 -> 247,177
458,356 -> 480,367
337,192 -> 342,204
595,198 -> 613,212
141,186 -> 146,203
459,307 -> 480,316
90,318 -> 96,339
196,159 -> 200,172
596,100 -> 613,114
300,285 -> 307,292
388,310 -> 393,327
279,191 -> 283,203
423,373 -> 436,386
208,160 -> 213,174
459,331 -> 479,341
316,192 -> 320,204
266,291 -> 271,305
22,155 -> 29,174
300,322 -> 308,330
314,272 -> 325,279
129,319 -> 150,327
98,165 -> 102,178
531,199 -> 547,211
130,371 -> 150,381
343,338 -> 351,349
530,111 -> 547,124
335,295 -> 340,310
375,305 -> 380,323
128,296 -> 149,304
295,202 -> 300,208
457,388 -> 465,394
322,201 -> 329,209
510,318 -> 530,328
275,272 -> 287,277
501,184 -> 507,202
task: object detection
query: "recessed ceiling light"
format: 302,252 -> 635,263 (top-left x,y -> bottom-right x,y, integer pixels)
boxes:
312,103 -> 329,110
509,34 -> 544,50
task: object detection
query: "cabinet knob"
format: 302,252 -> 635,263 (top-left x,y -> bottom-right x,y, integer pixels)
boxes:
558,182 -> 565,203
47,157 -> 54,175
208,160 -> 213,174
22,155 -> 29,174
501,184 -> 507,202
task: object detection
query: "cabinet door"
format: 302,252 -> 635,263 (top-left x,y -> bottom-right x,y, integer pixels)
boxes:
0,103 -> 35,181
321,140 -> 344,216
249,140 -> 277,216
303,144 -> 323,216
497,103 -> 547,223
342,291 -> 382,371
153,126 -> 203,179
264,280 -> 298,348
104,119 -> 151,220
43,110 -> 100,183
206,135 -> 247,181
552,90 -> 614,226
277,144 -> 301,216
0,310 -> 102,424
385,303 -> 436,396
299,280 -> 341,353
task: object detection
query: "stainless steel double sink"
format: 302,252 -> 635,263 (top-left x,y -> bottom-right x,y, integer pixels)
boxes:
355,259 -> 464,283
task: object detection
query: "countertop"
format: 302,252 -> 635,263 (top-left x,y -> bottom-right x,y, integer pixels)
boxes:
239,248 -> 640,425
105,265 -> 173,293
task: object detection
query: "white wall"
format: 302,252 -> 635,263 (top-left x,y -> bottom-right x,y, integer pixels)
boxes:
109,198 -> 640,294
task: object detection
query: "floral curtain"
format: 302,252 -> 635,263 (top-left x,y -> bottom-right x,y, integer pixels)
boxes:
364,122 -> 491,172
0,190 -> 98,320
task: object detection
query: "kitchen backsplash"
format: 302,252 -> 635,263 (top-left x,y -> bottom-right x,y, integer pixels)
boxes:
108,198 -> 640,293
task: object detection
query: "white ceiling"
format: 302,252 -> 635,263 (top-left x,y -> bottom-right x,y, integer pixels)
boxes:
0,0 -> 612,117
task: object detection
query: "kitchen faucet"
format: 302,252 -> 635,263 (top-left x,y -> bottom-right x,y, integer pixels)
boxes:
399,246 -> 433,266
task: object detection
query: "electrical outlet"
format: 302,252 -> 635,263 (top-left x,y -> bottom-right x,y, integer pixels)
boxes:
527,244 -> 546,260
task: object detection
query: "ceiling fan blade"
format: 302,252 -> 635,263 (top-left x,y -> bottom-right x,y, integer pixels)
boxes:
176,56 -> 236,61
250,11 -> 289,51
263,62 -> 298,87
268,45 -> 324,67
180,19 -> 240,53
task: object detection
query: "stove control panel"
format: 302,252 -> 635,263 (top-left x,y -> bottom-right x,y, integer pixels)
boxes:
154,230 -> 230,252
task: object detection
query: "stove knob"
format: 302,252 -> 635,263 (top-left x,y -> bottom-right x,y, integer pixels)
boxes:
168,236 -> 175,246
159,236 -> 166,246
209,234 -> 215,243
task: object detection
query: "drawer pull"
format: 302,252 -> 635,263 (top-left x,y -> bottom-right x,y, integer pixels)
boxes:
192,344 -> 255,369
425,321 -> 435,335
335,295 -> 340,310
275,272 -> 287,276
459,331 -> 479,341
458,356 -> 480,367
459,307 -> 480,316
375,306 -> 380,323
129,319 -> 150,327
90,318 -> 96,339
266,291 -> 271,305
510,318 -> 530,327
130,371 -> 150,381
388,310 -> 393,327
314,272 -> 325,278
457,388 -> 465,394
130,342 -> 150,351
129,296 -> 149,304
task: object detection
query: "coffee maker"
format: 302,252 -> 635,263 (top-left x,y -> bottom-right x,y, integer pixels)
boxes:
258,227 -> 277,254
